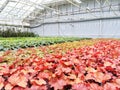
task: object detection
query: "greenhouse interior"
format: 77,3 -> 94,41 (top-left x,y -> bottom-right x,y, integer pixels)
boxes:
0,0 -> 120,90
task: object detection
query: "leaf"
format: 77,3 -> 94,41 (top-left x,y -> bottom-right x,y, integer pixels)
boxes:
94,72 -> 105,83
5,83 -> 14,90
0,45 -> 3,49
104,61 -> 112,67
90,83 -> 103,90
30,85 -> 47,90
0,64 -> 9,75
0,83 -> 4,90
72,83 -> 88,90
12,87 -> 25,90
85,73 -> 95,81
38,72 -> 50,79
50,79 -> 67,90
105,66 -> 114,72
104,83 -> 120,90
68,74 -> 76,80
115,79 -> 120,85
62,67 -> 72,73
103,74 -> 111,82
64,61 -> 73,66
0,76 -> 4,89
86,67 -> 97,73
0,56 -> 3,62
85,72 -> 111,83
8,73 -> 28,88
31,79 -> 46,86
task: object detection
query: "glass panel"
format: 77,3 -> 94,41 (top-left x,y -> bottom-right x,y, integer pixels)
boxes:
29,7 -> 35,11
0,0 -> 58,25
7,2 -> 17,7
0,0 -> 6,5
16,3 -> 24,8
22,6 -> 31,10
2,6 -> 13,12
41,0 -> 53,4
10,8 -> 20,14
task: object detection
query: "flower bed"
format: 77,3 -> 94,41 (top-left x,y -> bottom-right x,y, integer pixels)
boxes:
0,37 -> 90,51
0,39 -> 120,90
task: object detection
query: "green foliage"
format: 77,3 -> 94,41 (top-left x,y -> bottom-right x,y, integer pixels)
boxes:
0,37 -> 91,51
0,28 -> 37,37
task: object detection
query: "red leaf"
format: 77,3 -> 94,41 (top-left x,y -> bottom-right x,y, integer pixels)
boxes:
115,79 -> 120,85
62,67 -> 72,73
50,79 -> 67,90
30,85 -> 47,90
105,66 -> 114,72
31,79 -> 46,86
0,76 -> 4,89
8,73 -> 28,88
90,83 -> 103,90
0,64 -> 9,75
12,87 -> 25,90
104,83 -> 120,90
72,83 -> 88,90
38,72 -> 50,79
5,83 -> 14,90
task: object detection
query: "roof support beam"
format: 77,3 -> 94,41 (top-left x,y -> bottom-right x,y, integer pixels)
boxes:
105,0 -> 118,16
0,0 -> 9,13
11,0 -> 60,12
66,0 -> 97,18
66,0 -> 79,7
96,0 -> 118,16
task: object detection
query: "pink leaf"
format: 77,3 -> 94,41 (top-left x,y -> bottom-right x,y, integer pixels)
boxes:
72,83 -> 88,90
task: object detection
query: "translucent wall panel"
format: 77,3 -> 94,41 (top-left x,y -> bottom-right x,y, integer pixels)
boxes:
31,18 -> 120,38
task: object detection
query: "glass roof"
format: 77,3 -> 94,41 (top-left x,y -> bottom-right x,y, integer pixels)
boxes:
0,0 -> 57,26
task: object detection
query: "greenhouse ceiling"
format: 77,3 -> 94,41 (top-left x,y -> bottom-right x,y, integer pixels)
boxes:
0,0 -> 119,27
0,0 -> 71,26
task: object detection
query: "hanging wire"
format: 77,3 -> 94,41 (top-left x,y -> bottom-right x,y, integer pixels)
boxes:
66,0 -> 98,18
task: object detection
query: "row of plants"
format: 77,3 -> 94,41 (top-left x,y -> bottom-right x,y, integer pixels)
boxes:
0,28 -> 37,37
0,37 -> 91,51
0,40 -> 120,90
0,39 -> 97,64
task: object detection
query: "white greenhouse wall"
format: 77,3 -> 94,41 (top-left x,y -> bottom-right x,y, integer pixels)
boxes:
31,18 -> 120,38
30,0 -> 120,38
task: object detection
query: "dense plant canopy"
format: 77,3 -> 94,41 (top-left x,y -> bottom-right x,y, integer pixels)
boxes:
0,39 -> 120,90
0,37 -> 90,51
0,28 -> 37,37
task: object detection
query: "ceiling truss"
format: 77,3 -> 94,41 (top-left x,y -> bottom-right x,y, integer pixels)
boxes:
0,0 -> 119,27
